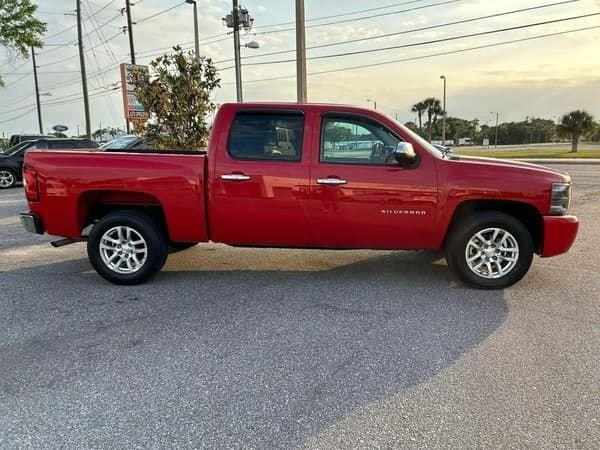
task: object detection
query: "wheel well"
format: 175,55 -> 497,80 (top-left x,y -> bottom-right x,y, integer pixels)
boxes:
77,190 -> 168,237
445,200 -> 543,253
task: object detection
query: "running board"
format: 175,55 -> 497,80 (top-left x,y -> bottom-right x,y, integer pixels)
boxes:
50,238 -> 85,248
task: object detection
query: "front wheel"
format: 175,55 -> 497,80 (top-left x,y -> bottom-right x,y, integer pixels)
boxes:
87,211 -> 168,285
0,169 -> 17,189
446,211 -> 534,289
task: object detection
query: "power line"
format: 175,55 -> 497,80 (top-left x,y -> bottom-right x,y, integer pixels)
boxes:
218,0 -> 581,64
252,0 -> 463,36
233,12 -> 600,68
136,2 -> 186,24
253,0 -> 431,30
223,25 -> 600,85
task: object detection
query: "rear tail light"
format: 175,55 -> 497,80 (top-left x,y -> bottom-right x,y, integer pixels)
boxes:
23,165 -> 39,202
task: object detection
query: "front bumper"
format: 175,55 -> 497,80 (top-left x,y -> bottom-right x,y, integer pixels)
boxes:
20,212 -> 44,235
541,215 -> 579,257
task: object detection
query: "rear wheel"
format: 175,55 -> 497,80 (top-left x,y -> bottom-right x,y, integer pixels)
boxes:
445,211 -> 534,289
87,211 -> 168,285
0,169 -> 17,189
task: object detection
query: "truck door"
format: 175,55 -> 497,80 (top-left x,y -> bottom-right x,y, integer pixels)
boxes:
210,110 -> 312,246
309,113 -> 438,249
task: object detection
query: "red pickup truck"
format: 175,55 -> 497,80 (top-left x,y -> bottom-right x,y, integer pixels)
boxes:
20,103 -> 578,288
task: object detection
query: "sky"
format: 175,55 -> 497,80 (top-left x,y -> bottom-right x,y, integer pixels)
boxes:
1,0 -> 600,136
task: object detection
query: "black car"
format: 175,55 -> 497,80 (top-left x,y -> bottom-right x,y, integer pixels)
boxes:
0,138 -> 99,189
8,134 -> 52,147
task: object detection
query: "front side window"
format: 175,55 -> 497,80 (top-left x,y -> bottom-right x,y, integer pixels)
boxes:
321,116 -> 401,165
228,112 -> 304,162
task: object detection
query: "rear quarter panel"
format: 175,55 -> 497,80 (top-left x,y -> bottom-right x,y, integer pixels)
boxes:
25,150 -> 208,242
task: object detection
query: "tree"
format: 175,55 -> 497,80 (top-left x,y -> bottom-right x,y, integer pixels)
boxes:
130,46 -> 220,150
423,97 -> 443,141
556,110 -> 594,152
0,0 -> 46,86
411,101 -> 426,130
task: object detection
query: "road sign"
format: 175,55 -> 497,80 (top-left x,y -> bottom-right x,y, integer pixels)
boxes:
120,63 -> 150,121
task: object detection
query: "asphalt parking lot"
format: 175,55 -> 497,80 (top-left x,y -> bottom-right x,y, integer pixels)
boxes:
0,164 -> 598,449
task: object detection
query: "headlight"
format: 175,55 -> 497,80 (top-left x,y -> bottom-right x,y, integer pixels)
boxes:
550,182 -> 571,216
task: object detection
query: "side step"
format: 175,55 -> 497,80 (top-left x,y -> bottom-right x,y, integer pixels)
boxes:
50,238 -> 85,248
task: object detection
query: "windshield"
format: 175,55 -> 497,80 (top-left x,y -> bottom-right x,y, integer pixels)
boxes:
100,136 -> 139,150
0,141 -> 31,156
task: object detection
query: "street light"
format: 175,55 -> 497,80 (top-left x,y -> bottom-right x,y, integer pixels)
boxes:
243,41 -> 260,49
490,111 -> 499,148
185,0 -> 200,61
366,98 -> 377,110
440,75 -> 446,143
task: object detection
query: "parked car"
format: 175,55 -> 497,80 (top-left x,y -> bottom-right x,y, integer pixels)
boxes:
0,138 -> 98,188
8,134 -> 52,147
432,143 -> 452,154
20,103 -> 578,288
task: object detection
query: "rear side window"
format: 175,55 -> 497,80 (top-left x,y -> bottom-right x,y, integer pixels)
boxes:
48,141 -> 75,149
228,112 -> 304,162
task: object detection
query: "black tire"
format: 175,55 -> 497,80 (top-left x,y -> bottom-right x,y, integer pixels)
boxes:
0,168 -> 17,189
169,242 -> 198,252
87,210 -> 168,285
445,211 -> 534,289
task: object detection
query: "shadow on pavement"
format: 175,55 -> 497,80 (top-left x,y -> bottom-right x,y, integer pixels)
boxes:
1,250 -> 507,448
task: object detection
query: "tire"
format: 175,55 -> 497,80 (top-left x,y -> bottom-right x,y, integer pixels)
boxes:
0,168 -> 17,189
445,211 -> 534,289
169,242 -> 198,252
87,210 -> 168,285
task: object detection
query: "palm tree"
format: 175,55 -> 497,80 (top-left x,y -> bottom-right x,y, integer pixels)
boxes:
411,101 -> 427,130
557,110 -> 594,152
423,97 -> 443,141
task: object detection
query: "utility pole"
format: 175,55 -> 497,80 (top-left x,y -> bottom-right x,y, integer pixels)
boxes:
440,75 -> 446,143
296,0 -> 307,103
186,0 -> 200,60
125,0 -> 135,64
31,47 -> 43,134
76,0 -> 91,138
233,0 -> 242,102
490,111 -> 499,148
224,2 -> 254,102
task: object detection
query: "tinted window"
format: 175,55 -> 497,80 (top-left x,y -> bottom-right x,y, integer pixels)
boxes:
28,141 -> 48,150
228,112 -> 304,161
48,141 -> 74,149
321,116 -> 401,165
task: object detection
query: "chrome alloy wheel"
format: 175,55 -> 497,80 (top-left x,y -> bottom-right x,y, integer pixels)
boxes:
465,227 -> 519,279
99,226 -> 148,274
0,170 -> 15,188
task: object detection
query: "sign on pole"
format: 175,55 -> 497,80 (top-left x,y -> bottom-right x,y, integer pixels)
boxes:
119,63 -> 149,121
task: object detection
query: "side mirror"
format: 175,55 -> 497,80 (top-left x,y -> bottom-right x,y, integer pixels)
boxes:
393,142 -> 417,167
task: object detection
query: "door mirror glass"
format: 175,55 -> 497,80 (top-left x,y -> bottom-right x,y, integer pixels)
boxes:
393,142 -> 417,166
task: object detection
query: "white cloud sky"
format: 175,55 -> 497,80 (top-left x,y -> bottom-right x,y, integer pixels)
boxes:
1,0 -> 599,134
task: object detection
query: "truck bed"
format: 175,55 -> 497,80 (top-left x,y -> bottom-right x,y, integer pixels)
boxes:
25,150 -> 208,243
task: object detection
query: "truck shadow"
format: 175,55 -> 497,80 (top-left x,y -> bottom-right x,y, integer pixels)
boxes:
2,249 -> 507,448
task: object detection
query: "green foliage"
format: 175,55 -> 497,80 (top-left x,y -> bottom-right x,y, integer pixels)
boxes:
557,110 -> 594,152
0,0 -> 46,86
411,98 -> 443,140
411,101 -> 426,130
130,46 -> 220,150
586,121 -> 600,142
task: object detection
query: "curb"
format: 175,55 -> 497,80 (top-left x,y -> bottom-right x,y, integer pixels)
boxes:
515,159 -> 600,165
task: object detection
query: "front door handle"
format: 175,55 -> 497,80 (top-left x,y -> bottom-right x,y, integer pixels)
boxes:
317,178 -> 347,186
221,173 -> 251,181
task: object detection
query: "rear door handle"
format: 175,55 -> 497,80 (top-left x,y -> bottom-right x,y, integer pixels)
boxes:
317,178 -> 347,186
221,173 -> 251,181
